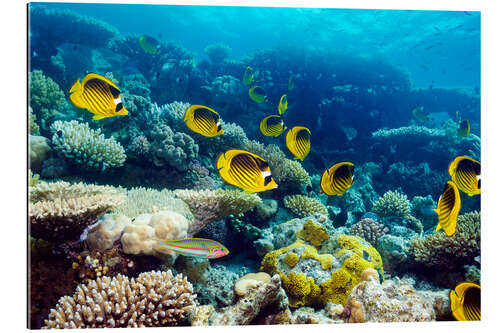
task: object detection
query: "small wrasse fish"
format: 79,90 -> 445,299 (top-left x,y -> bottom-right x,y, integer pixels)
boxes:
260,115 -> 286,137
139,35 -> 160,54
449,282 -> 481,321
285,126 -> 311,161
217,149 -> 278,193
155,238 -> 229,259
412,106 -> 431,122
434,181 -> 461,236
457,119 -> 471,137
69,73 -> 128,120
249,85 -> 269,103
288,74 -> 295,91
183,105 -> 224,137
278,94 -> 288,115
448,156 -> 480,196
243,66 -> 254,86
320,162 -> 355,196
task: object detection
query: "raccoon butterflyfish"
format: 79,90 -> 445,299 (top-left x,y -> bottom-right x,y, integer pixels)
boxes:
243,66 -> 254,86
285,126 -> 311,161
249,85 -> 269,103
288,74 -> 295,91
457,119 -> 471,138
155,238 -> 229,259
69,73 -> 129,120
448,156 -> 480,196
260,115 -> 286,137
183,105 -> 224,137
320,162 -> 355,196
278,94 -> 288,115
434,181 -> 461,236
139,35 -> 160,54
412,106 -> 431,123
449,282 -> 481,321
216,149 -> 278,193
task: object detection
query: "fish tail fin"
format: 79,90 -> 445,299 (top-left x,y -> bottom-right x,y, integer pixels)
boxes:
68,80 -> 88,109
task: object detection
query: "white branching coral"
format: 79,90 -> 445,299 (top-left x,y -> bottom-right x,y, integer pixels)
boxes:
284,195 -> 328,217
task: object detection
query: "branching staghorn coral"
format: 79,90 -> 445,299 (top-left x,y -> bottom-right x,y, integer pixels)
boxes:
372,190 -> 411,218
51,120 -> 126,170
350,218 -> 389,247
174,189 -> 261,235
29,181 -> 125,243
43,270 -> 196,328
284,195 -> 328,218
410,211 -> 480,269
111,187 -> 193,220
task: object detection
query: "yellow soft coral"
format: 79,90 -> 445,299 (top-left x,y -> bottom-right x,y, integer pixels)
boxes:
297,219 -> 329,247
284,252 -> 299,267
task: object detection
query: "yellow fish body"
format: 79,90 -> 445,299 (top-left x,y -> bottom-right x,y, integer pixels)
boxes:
260,115 -> 286,137
434,181 -> 461,236
249,85 -> 268,103
139,35 -> 159,54
448,156 -> 480,196
69,73 -> 129,120
288,74 -> 295,91
216,149 -> 278,193
285,126 -> 311,161
457,119 -> 471,137
412,106 -> 430,123
243,66 -> 254,86
278,94 -> 288,115
183,105 -> 224,137
320,162 -> 354,196
449,282 -> 481,321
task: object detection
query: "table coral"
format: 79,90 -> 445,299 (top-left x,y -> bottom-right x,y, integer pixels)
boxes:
29,181 -> 125,244
410,211 -> 480,269
43,270 -> 196,328
372,190 -> 411,218
175,189 -> 261,235
284,195 -> 328,218
50,120 -> 126,170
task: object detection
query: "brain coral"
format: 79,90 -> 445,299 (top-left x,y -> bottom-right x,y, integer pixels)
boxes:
50,120 -> 126,169
29,181 -> 125,243
372,190 -> 411,218
410,211 -> 480,269
284,195 -> 328,218
261,232 -> 384,307
43,270 -> 196,328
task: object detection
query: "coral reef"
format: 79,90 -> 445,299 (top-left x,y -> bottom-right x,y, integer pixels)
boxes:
83,213 -> 132,252
350,218 -> 389,247
284,195 -> 328,218
28,70 -> 66,130
29,181 -> 125,244
51,120 -> 126,170
174,189 -> 261,235
376,234 -> 410,275
29,106 -> 40,135
372,190 -> 411,218
43,270 -> 196,328
234,272 -> 272,296
29,135 -> 52,172
204,43 -> 232,64
411,195 -> 438,230
410,211 -> 480,269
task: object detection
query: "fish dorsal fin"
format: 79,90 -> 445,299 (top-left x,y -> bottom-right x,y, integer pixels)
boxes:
108,85 -> 121,98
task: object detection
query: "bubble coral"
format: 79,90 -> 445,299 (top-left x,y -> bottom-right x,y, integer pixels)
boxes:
284,195 -> 328,218
372,190 -> 411,218
410,211 -> 480,269
50,120 -> 126,169
43,270 -> 196,328
350,218 -> 389,247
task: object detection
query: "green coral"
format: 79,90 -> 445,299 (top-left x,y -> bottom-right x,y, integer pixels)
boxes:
50,120 -> 126,169
296,219 -> 330,247
28,70 -> 66,126
29,170 -> 40,187
372,190 -> 411,218
29,106 -> 40,135
410,211 -> 480,269
284,195 -> 328,218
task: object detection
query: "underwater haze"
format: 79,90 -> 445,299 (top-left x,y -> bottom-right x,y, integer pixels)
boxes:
28,2 -> 481,329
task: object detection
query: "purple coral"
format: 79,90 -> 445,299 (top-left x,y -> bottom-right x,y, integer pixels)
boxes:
350,218 -> 389,247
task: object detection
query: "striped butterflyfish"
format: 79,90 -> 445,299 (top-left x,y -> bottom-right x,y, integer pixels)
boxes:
449,282 -> 481,321
139,35 -> 160,54
278,94 -> 288,115
216,149 -> 278,193
69,73 -> 128,120
249,85 -> 269,103
285,126 -> 311,161
155,238 -> 229,259
434,181 -> 461,236
457,119 -> 471,138
243,66 -> 254,86
448,156 -> 480,196
260,115 -> 287,137
320,162 -> 354,196
183,105 -> 224,137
